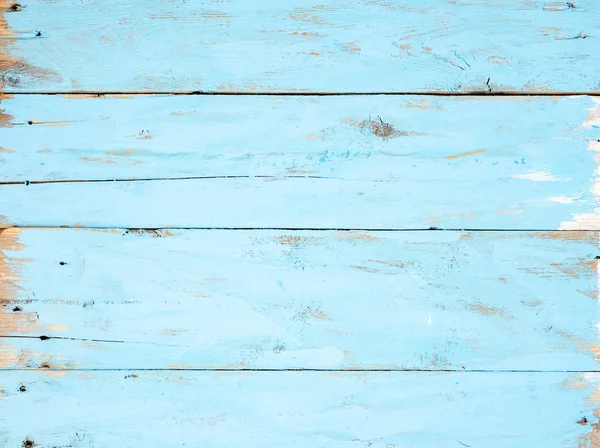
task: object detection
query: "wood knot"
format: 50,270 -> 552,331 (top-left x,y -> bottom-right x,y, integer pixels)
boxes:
369,116 -> 396,138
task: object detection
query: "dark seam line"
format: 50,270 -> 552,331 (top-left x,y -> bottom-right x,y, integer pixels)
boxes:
0,173 -> 550,185
1,335 -> 134,344
3,91 -> 600,97
0,335 -> 188,347
1,226 -> 597,232
1,368 -> 597,373
3,175 -> 378,185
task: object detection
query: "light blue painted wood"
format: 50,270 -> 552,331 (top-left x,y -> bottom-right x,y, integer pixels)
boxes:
0,0 -> 597,445
1,94 -> 598,228
1,228 -> 598,370
0,371 -> 596,447
2,173 -> 600,229
1,0 -> 600,92
0,95 -> 598,183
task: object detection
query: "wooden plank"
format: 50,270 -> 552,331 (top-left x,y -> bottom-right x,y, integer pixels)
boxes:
3,173 -> 600,229
1,1 -> 600,93
1,228 -> 599,370
1,94 -> 598,229
0,94 -> 598,183
0,370 -> 597,447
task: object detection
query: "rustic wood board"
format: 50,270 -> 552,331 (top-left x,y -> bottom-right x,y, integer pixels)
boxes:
1,0 -> 600,93
1,0 -> 599,445
0,371 -> 597,447
0,228 -> 598,371
3,173 -> 600,229
0,94 -> 597,183
1,94 -> 599,229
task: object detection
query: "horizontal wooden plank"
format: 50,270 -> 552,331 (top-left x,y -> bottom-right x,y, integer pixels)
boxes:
1,94 -> 599,228
1,228 -> 598,370
1,0 -> 600,92
3,174 -> 600,229
0,371 -> 597,447
0,94 -> 598,183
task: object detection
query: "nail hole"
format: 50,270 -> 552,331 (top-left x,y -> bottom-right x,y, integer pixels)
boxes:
578,417 -> 589,425
40,363 -> 50,369
23,439 -> 34,448
35,31 -> 41,37
595,256 -> 600,260
59,261 -> 67,266
19,385 -> 26,392
12,306 -> 22,312
27,120 -> 33,125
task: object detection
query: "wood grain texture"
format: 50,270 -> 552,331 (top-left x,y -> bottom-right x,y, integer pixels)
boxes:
1,228 -> 598,370
0,94 -> 598,183
1,94 -> 599,228
1,0 -> 599,93
3,174 -> 600,229
0,371 -> 597,447
1,0 -> 598,445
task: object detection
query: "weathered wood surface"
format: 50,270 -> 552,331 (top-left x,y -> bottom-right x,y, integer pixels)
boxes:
1,94 -> 599,228
1,228 -> 598,370
1,0 -> 600,93
4,174 -> 600,229
1,1 -> 599,445
0,94 -> 598,183
0,371 -> 597,447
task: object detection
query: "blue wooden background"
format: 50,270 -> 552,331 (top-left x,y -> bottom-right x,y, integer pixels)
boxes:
1,1 -> 600,447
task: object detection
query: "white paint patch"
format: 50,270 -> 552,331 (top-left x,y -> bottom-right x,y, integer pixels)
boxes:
514,170 -> 563,182
583,372 -> 600,382
558,99 -> 600,230
559,140 -> 600,230
581,98 -> 600,129
428,313 -> 432,324
549,194 -> 580,204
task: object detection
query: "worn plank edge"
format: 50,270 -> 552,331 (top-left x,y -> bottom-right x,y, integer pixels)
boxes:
1,226 -> 598,231
3,227 -> 599,233
4,175 -> 422,186
1,367 -> 599,373
3,91 -> 600,96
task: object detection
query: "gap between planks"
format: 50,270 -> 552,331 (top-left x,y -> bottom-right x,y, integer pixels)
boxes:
3,91 -> 600,97
2,368 -> 599,373
2,226 -> 599,232
1,174 -> 435,186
